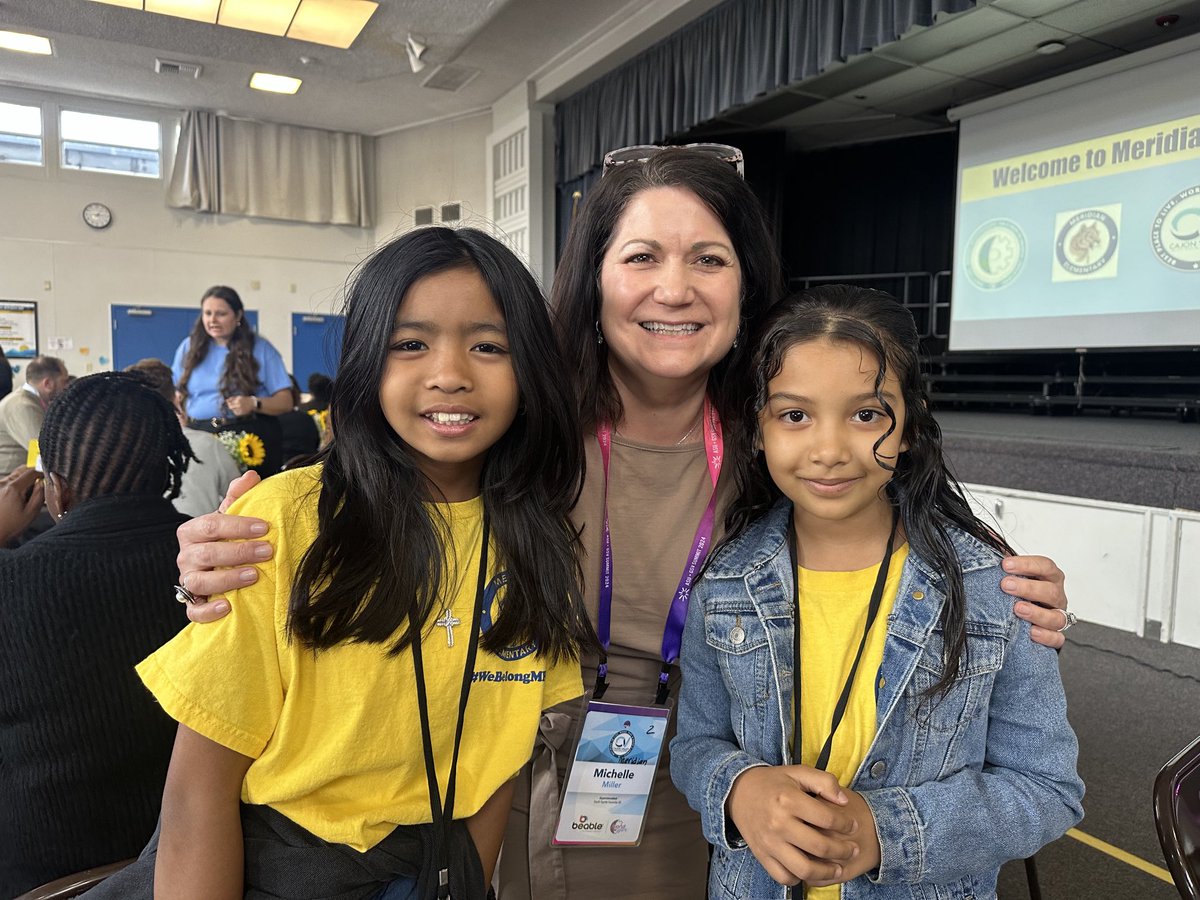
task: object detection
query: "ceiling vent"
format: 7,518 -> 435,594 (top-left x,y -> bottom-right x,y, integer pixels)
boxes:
155,58 -> 203,79
421,64 -> 481,93
413,206 -> 434,227
440,202 -> 461,223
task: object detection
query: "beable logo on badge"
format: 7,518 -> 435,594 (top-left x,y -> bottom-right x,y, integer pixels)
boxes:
572,815 -> 604,832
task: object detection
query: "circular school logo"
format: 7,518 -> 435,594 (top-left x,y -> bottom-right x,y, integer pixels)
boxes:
964,219 -> 1026,290
1055,210 -> 1118,276
1151,186 -> 1200,271
609,819 -> 628,835
609,728 -> 636,758
478,572 -> 538,660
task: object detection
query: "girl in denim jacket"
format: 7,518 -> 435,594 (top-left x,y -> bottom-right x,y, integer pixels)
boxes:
671,285 -> 1084,900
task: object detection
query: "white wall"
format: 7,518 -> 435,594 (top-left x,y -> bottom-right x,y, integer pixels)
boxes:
0,87 -> 375,376
373,111 -> 491,244
963,483 -> 1200,649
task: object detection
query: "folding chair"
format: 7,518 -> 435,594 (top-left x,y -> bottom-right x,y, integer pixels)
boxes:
13,859 -> 134,900
1154,732 -> 1200,899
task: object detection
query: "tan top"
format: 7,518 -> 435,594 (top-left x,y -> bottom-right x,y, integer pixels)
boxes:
501,432 -> 733,900
0,388 -> 42,474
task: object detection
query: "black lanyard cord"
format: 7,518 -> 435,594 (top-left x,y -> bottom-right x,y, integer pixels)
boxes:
411,514 -> 489,900
789,509 -> 899,771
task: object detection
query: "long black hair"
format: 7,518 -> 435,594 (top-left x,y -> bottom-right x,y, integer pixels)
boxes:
40,371 -> 194,502
553,149 -> 784,481
177,285 -> 261,405
726,285 -> 1012,695
288,227 -> 595,663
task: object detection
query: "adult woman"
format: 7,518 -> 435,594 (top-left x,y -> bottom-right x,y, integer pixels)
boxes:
175,149 -> 1072,900
0,372 -> 192,896
172,286 -> 292,476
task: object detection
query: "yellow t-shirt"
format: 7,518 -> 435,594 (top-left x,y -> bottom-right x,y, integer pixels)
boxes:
796,544 -> 908,900
137,466 -> 583,852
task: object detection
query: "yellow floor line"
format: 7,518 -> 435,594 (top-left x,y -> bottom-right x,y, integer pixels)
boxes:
1066,827 -> 1174,884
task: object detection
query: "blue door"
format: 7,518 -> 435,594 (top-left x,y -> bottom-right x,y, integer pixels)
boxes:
112,305 -> 259,373
291,313 -> 344,389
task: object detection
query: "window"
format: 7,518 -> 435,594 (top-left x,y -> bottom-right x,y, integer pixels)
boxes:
0,101 -> 43,166
60,110 -> 160,177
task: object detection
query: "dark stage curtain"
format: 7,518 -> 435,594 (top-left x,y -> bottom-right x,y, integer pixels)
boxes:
782,131 -> 958,279
555,0 -> 973,189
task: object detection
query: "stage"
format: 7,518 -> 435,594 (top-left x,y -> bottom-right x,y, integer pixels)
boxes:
934,410 -> 1200,512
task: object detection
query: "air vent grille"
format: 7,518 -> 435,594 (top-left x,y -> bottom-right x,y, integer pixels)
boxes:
421,64 -> 481,93
155,58 -> 203,79
440,203 -> 461,223
414,207 -> 434,226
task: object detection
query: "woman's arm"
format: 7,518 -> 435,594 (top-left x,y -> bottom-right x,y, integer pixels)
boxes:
1002,555 -> 1070,649
156,724 -> 254,900
465,778 -> 515,887
224,388 -> 292,418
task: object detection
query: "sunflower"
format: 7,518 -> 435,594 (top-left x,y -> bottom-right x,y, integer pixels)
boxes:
238,432 -> 266,468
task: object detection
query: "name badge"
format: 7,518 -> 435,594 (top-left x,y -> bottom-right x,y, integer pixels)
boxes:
552,701 -> 670,847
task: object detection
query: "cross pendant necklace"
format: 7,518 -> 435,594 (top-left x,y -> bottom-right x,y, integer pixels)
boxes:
435,608 -> 462,647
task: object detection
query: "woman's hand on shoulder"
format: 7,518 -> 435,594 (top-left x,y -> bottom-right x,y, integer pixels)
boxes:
177,471 -> 269,624
1001,554 -> 1069,650
726,764 -> 858,886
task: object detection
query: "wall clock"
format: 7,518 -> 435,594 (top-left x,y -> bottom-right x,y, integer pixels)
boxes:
82,202 -> 112,230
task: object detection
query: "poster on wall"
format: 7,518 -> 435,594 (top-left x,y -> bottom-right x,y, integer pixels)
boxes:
0,301 -> 38,359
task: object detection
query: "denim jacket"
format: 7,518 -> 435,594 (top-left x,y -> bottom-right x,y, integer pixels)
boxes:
670,501 -> 1084,900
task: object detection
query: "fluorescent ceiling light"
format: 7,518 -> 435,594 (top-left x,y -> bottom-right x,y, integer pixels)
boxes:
250,72 -> 302,94
0,30 -> 53,55
287,0 -> 377,50
145,0 -> 221,23
220,0 -> 299,36
87,0 -> 376,49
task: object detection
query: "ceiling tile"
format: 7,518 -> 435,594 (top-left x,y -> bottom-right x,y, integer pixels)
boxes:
875,5 -> 1026,64
990,0 -> 1081,17
790,54 -> 911,99
921,20 -> 1076,79
1041,0 -> 1186,34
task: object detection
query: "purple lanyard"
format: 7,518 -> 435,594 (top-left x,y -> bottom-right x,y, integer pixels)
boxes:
595,398 -> 723,704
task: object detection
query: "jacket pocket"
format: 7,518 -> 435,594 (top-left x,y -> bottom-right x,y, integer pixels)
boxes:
909,623 -> 1006,734
704,607 -> 771,726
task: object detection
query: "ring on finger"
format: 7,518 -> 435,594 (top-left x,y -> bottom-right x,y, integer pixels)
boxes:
1057,609 -> 1077,633
174,583 -> 202,605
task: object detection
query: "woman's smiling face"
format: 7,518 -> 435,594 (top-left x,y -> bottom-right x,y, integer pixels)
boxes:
598,186 -> 741,391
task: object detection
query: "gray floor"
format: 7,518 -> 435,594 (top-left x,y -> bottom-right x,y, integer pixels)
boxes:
996,621 -> 1200,899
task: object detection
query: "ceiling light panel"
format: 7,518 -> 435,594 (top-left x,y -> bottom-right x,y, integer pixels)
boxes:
0,30 -> 52,55
287,0 -> 378,49
250,72 -> 302,93
220,0 -> 301,37
145,0 -> 221,24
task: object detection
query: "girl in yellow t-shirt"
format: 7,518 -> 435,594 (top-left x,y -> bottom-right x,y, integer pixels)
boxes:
90,227 -> 594,900
671,285 -> 1083,900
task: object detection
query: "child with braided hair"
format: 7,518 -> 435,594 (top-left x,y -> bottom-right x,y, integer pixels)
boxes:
0,371 -> 196,897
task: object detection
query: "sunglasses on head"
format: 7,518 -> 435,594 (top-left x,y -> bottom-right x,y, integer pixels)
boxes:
601,142 -> 745,178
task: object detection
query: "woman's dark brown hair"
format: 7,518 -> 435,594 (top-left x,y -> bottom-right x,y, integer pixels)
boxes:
176,285 -> 261,406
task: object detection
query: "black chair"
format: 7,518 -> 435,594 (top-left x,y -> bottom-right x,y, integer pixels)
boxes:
1154,732 -> 1200,899
13,859 -> 134,900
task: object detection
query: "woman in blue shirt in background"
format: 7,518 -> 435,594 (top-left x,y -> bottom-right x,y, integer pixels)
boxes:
171,285 -> 292,476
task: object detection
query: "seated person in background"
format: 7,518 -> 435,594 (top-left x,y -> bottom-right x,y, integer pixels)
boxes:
126,359 -> 242,518
277,374 -> 320,467
0,372 -> 194,897
0,355 -> 69,473
300,371 -> 332,412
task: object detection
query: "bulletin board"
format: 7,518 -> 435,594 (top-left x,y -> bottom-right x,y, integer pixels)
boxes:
0,300 -> 38,359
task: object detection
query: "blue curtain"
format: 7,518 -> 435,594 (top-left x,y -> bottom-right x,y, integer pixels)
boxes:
555,0 -> 973,187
